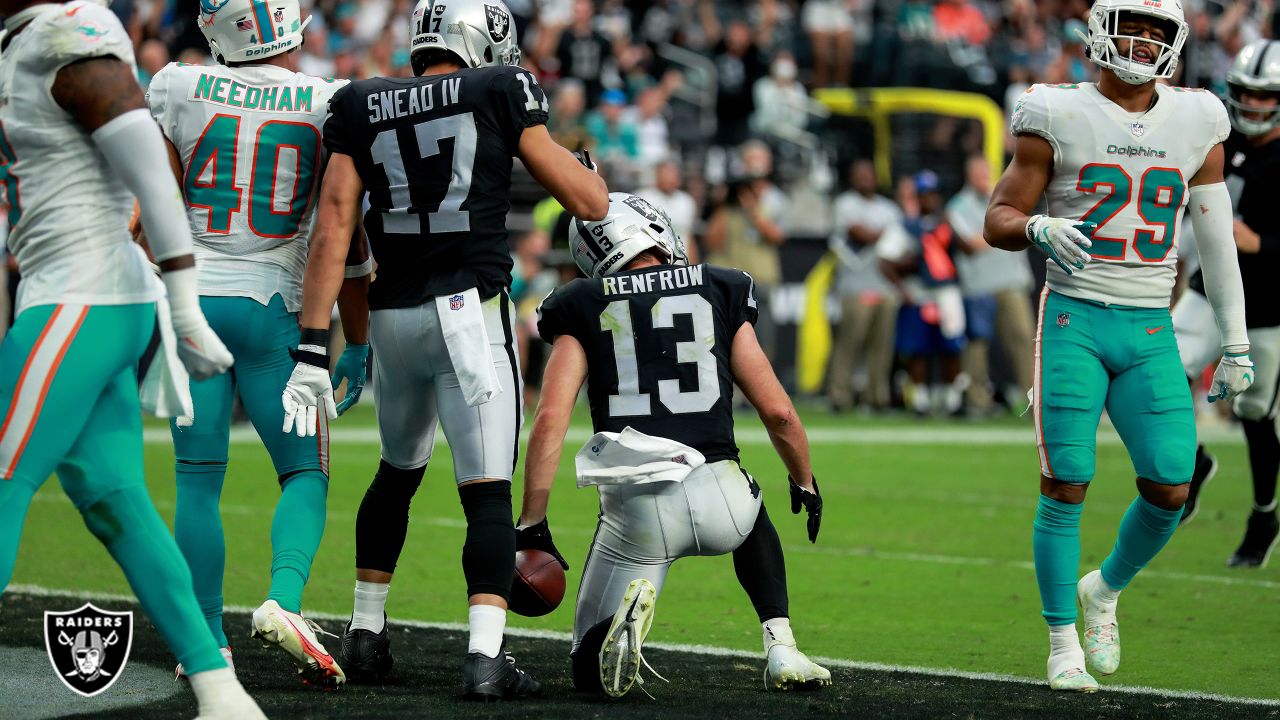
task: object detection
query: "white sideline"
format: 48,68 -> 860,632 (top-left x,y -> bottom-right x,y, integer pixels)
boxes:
6,583 -> 1279,707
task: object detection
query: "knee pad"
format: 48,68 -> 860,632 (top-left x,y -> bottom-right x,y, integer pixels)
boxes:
354,460 -> 426,573
458,481 -> 515,600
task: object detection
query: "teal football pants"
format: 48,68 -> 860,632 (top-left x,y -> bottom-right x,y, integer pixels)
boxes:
171,295 -> 328,646
0,302 -> 227,675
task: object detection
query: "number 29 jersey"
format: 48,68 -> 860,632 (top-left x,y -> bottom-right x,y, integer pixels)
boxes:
1011,82 -> 1229,308
537,264 -> 759,464
323,65 -> 550,309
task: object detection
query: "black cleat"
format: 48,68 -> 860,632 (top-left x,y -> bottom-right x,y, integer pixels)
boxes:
462,643 -> 542,701
338,617 -> 393,683
1180,447 -> 1218,526
1227,510 -> 1280,568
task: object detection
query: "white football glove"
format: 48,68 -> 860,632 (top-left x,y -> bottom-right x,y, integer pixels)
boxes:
283,363 -> 337,437
163,268 -> 233,381
1027,215 -> 1095,275
1209,350 -> 1254,404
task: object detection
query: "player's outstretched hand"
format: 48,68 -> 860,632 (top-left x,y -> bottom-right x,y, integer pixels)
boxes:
790,475 -> 823,543
332,343 -> 370,415
283,361 -> 337,437
1027,215 -> 1094,275
1209,350 -> 1254,404
170,306 -> 234,381
516,518 -> 570,570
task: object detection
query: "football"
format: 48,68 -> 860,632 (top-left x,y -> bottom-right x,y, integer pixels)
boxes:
508,548 -> 566,617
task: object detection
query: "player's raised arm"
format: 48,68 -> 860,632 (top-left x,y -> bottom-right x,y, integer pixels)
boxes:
54,56 -> 231,379
1188,142 -> 1254,403
518,125 -> 609,221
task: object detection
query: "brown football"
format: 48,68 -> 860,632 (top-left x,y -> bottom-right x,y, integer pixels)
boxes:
509,548 -> 566,617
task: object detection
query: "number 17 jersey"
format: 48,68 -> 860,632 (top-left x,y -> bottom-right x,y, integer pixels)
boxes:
1011,82 -> 1230,308
537,264 -> 759,464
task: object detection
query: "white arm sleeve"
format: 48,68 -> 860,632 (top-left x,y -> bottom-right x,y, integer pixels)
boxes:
90,108 -> 193,263
1188,182 -> 1249,350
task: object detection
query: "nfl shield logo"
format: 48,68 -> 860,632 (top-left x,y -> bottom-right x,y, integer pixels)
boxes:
449,294 -> 465,311
1129,122 -> 1145,137
1057,312 -> 1071,328
484,3 -> 510,43
44,603 -> 133,697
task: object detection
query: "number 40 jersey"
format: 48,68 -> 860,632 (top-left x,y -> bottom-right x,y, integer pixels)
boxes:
537,264 -> 759,464
1011,82 -> 1230,308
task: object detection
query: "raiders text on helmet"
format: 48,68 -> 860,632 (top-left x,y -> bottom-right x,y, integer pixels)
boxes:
409,0 -> 521,75
1083,0 -> 1188,85
570,193 -> 686,279
198,0 -> 310,63
1226,40 -> 1280,136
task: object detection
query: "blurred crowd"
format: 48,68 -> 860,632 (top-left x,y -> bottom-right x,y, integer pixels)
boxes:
58,0 -> 1279,414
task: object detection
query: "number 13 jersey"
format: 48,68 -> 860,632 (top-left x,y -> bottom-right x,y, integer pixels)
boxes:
323,65 -> 550,309
537,264 -> 759,464
1011,82 -> 1229,308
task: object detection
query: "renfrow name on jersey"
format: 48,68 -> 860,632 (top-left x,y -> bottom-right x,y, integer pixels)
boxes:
366,78 -> 463,123
602,265 -> 705,296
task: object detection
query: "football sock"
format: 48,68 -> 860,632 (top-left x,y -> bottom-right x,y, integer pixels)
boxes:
732,505 -> 789,623
572,617 -> 613,692
174,460 -> 229,648
352,581 -> 389,633
82,486 -> 226,675
467,604 -> 506,658
762,617 -> 795,652
1241,418 -> 1280,511
188,667 -> 243,714
1100,495 -> 1182,591
1033,495 -> 1082,626
1047,623 -> 1084,677
458,481 -> 516,599
267,470 -> 328,614
0,480 -> 37,591
355,460 -> 426,573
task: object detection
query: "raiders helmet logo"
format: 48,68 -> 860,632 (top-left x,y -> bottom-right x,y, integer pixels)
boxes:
484,3 -> 510,43
44,603 -> 133,697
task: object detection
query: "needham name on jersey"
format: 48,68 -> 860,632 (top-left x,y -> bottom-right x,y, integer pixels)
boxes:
365,77 -> 463,123
602,264 -> 705,296
188,72 -> 315,113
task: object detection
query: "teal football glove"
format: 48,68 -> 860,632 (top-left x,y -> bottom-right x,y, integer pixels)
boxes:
332,343 -> 369,415
1027,215 -> 1095,275
1209,350 -> 1254,404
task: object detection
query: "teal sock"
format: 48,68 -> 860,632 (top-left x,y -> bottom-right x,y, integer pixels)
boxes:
81,486 -> 226,675
1101,495 -> 1182,590
174,462 -> 229,648
267,471 -> 328,613
1033,494 -> 1083,626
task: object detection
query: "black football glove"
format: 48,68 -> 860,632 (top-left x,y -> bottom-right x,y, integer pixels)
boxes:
789,475 -> 823,543
515,518 -> 570,570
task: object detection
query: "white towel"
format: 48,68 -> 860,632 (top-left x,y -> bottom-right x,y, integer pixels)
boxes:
435,287 -> 502,407
574,427 -> 705,488
139,295 -> 194,424
936,285 -> 967,340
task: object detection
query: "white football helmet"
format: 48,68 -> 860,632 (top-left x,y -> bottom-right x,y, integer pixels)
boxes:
198,0 -> 310,64
569,193 -> 685,278
1226,40 -> 1280,136
409,0 -> 521,75
1083,0 -> 1188,85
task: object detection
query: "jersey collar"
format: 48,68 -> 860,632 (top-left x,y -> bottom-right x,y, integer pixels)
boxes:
1083,81 -> 1174,132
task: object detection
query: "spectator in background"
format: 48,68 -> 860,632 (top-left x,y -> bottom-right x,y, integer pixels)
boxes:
630,86 -> 672,169
548,79 -> 592,151
136,38 -> 169,88
556,0 -> 615,104
637,160 -> 698,261
879,171 -> 966,416
933,0 -> 991,46
713,20 -> 767,147
585,88 -> 640,163
705,141 -> 786,358
803,0 -> 855,88
751,50 -> 810,139
948,155 -> 1034,414
827,159 -> 902,413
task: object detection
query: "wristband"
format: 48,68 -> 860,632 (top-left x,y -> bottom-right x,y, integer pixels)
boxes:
292,327 -> 331,368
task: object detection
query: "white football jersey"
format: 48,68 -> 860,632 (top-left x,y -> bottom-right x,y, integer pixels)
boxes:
0,1 -> 161,314
147,62 -> 346,311
1011,82 -> 1230,308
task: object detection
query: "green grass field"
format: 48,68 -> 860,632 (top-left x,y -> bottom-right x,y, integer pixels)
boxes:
10,404 -> 1279,702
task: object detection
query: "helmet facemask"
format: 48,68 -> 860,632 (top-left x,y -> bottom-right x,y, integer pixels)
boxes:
1086,4 -> 1187,86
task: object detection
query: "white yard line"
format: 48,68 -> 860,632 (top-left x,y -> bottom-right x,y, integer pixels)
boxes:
6,583 -> 1278,707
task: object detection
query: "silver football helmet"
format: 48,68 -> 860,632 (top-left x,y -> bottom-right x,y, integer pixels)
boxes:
1226,40 -> 1280,136
1083,0 -> 1188,85
409,0 -> 520,75
569,193 -> 684,278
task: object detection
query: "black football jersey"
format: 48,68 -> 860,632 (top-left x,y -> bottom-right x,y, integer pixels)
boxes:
537,264 -> 759,463
1189,130 -> 1280,329
323,65 -> 550,309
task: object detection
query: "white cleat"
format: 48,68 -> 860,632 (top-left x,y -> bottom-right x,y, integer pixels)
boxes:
1047,643 -> 1098,693
764,643 -> 832,691
251,599 -> 346,689
1077,570 -> 1120,676
176,646 -> 234,680
599,578 -> 664,699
